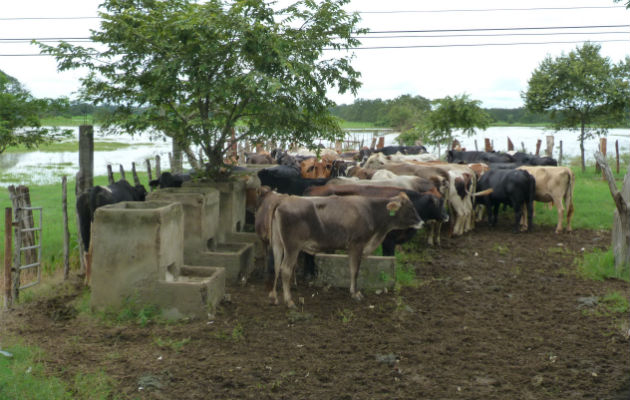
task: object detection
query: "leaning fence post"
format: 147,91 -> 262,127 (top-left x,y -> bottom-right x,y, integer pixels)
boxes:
62,176 -> 69,280
4,207 -> 12,309
559,140 -> 563,165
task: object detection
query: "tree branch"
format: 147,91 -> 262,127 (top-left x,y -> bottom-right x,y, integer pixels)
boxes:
594,151 -> 629,215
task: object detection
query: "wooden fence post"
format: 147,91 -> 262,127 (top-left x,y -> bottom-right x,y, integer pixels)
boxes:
76,125 -> 94,275
507,137 -> 514,151
545,135 -> 554,158
62,177 -> 70,280
4,207 -> 12,309
559,140 -> 563,165
616,140 -> 620,174
474,139 -> 478,151
132,162 -> 141,186
155,155 -> 162,178
484,138 -> 492,152
535,139 -> 542,156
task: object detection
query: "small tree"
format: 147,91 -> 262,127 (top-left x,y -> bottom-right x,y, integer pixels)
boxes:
39,0 -> 364,179
398,94 -> 490,153
0,70 -> 70,154
522,42 -> 630,172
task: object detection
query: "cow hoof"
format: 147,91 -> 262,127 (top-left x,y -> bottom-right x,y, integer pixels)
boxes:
352,292 -> 364,301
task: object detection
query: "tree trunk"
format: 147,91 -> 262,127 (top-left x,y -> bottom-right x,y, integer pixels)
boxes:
580,122 -> 586,173
594,151 -> 630,272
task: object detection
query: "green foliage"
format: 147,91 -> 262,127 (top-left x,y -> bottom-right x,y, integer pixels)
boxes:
0,69 -> 72,154
153,337 -> 191,352
577,247 -> 629,282
0,343 -> 71,399
399,94 -> 491,147
39,0 -> 365,179
337,308 -> 354,323
523,42 -> 630,171
601,291 -> 629,314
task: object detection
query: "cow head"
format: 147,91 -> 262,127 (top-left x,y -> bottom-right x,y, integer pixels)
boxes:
387,193 -> 423,230
300,158 -> 330,179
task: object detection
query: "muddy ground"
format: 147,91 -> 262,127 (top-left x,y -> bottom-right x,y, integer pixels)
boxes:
1,217 -> 629,399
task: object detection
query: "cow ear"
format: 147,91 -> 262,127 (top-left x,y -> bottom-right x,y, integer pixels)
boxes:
386,200 -> 402,216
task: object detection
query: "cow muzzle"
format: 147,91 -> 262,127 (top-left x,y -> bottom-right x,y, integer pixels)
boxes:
411,220 -> 425,230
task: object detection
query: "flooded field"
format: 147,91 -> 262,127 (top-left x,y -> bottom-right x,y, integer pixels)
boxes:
0,126 -> 628,187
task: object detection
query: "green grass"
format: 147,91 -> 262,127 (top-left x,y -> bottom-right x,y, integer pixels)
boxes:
577,248 -> 630,282
601,291 -> 630,314
0,340 -> 121,400
40,116 -> 98,127
4,141 -> 146,153
338,120 -> 378,129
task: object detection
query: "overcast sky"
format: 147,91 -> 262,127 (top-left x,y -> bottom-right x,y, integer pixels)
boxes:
1,0 -> 628,109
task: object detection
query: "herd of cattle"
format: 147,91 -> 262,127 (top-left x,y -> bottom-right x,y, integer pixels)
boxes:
76,144 -> 576,308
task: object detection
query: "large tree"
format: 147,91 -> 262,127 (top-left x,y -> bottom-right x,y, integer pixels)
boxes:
522,42 -> 630,172
0,70 -> 69,154
398,94 -> 491,153
39,0 -> 364,178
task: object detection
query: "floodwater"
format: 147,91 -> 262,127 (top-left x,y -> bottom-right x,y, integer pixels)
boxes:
0,126 -> 628,187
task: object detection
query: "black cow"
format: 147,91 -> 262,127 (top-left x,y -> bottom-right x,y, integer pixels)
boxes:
77,180 -> 148,252
358,145 -> 428,162
510,152 -> 558,166
257,165 -> 330,195
447,150 -> 514,164
149,171 -> 192,189
476,169 -> 535,232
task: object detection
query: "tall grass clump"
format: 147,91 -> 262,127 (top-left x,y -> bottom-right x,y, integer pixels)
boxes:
577,247 -> 630,282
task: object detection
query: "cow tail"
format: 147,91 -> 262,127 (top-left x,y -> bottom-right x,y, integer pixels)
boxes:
565,169 -> 575,221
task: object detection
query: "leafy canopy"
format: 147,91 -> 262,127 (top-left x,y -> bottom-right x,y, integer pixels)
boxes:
0,70 -> 70,154
398,94 -> 490,147
522,42 -> 630,170
39,0 -> 365,178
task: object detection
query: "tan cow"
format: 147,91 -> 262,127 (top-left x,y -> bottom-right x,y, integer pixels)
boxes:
516,165 -> 575,233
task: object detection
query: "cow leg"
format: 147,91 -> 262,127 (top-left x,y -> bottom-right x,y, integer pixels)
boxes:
348,247 -> 363,301
526,200 -> 534,233
280,249 -> 300,308
566,199 -> 574,233
427,222 -> 435,246
268,240 -> 283,305
553,196 -> 564,233
513,202 -> 523,233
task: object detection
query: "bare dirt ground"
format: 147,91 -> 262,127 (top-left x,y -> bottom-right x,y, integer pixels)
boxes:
2,217 -> 629,399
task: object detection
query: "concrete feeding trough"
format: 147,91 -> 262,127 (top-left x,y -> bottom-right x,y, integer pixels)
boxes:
311,254 -> 396,291
147,187 -> 220,254
183,180 -> 246,243
89,201 -> 225,320
148,185 -> 255,284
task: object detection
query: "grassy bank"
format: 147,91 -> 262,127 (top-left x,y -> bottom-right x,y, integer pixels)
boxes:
40,116 -> 98,127
3,141 -> 142,154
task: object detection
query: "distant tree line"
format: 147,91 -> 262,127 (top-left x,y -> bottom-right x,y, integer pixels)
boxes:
330,96 -> 555,127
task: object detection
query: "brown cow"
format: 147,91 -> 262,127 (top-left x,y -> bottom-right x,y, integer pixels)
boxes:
300,157 -> 331,179
269,193 -> 423,307
516,166 -> 575,233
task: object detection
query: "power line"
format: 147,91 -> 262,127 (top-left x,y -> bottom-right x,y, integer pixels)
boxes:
0,5 -> 624,21
3,38 -> 628,56
359,31 -> 630,40
326,38 -> 630,50
356,5 -> 626,14
364,24 -> 630,35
